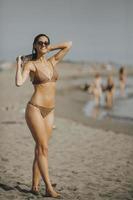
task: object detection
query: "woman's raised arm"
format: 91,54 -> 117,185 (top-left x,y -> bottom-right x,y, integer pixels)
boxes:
48,41 -> 72,66
15,56 -> 32,87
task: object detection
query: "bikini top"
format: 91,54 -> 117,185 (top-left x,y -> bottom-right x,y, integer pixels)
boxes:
31,61 -> 58,85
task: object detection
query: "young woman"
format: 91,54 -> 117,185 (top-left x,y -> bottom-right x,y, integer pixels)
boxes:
15,34 -> 72,198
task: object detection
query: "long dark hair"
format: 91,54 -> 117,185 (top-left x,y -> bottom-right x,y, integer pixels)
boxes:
32,34 -> 50,59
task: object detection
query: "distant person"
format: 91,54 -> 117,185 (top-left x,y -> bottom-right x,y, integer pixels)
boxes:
105,75 -> 115,108
15,34 -> 72,198
119,66 -> 127,96
88,73 -> 102,106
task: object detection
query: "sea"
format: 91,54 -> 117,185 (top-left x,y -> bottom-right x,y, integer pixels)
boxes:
83,76 -> 133,122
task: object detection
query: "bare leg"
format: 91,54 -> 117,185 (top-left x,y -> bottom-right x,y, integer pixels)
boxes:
36,135 -> 59,197
106,92 -> 113,108
120,81 -> 125,97
25,105 -> 60,197
32,110 -> 55,191
32,145 -> 41,192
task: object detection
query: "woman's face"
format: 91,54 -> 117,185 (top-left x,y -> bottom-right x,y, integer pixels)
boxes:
34,36 -> 49,55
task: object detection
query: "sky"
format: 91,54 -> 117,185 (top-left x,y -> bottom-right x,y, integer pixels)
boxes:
0,0 -> 133,64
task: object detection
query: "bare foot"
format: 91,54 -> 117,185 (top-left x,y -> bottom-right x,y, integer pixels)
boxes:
31,185 -> 39,195
45,188 -> 61,198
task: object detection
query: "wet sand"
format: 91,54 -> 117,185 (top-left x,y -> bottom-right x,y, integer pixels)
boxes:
0,63 -> 133,199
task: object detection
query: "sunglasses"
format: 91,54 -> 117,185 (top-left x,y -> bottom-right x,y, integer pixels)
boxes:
37,41 -> 49,46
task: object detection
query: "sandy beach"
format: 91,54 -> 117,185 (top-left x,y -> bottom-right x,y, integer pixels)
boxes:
0,62 -> 133,200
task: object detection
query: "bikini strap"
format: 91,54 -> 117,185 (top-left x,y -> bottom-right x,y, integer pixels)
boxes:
50,60 -> 56,75
32,61 -> 38,72
48,59 -> 54,69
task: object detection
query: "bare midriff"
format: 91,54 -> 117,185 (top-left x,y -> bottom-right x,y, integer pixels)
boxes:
30,82 -> 56,108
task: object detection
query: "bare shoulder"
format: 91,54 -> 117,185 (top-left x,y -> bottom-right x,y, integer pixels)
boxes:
23,61 -> 35,72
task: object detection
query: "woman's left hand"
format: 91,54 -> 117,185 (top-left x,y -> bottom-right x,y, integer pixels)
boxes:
16,55 -> 23,66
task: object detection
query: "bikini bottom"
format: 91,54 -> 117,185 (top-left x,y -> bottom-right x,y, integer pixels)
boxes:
28,101 -> 54,118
